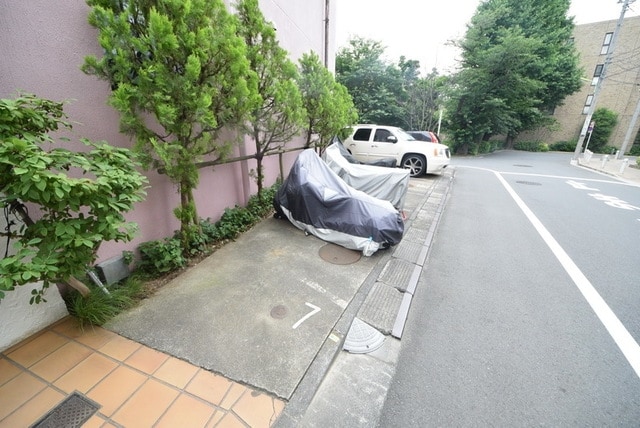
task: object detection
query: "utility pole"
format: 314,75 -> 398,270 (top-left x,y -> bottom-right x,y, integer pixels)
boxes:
617,88 -> 640,158
572,0 -> 634,161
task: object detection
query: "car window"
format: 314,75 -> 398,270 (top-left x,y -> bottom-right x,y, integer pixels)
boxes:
409,132 -> 430,141
374,129 -> 392,142
353,128 -> 372,141
396,128 -> 416,141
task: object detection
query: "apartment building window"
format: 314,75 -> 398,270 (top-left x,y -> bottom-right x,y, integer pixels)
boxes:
592,64 -> 604,86
583,94 -> 594,114
601,32 -> 613,55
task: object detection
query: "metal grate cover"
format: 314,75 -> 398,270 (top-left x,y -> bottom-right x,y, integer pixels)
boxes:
31,392 -> 100,428
516,180 -> 542,186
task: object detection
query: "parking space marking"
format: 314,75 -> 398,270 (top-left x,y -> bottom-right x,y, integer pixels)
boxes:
495,170 -> 640,379
293,302 -> 321,330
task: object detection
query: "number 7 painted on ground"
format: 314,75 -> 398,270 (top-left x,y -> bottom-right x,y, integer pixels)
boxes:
292,302 -> 321,329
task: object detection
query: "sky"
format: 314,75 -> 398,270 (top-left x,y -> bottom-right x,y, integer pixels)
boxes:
334,0 -> 640,74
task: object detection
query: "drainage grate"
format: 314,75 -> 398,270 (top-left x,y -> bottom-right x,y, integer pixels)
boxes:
31,392 -> 100,428
513,164 -> 533,167
515,180 -> 542,186
318,243 -> 361,265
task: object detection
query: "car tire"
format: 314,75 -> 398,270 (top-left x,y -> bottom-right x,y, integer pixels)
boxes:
402,154 -> 426,177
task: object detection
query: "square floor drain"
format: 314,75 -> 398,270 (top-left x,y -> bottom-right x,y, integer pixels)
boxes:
31,391 -> 100,428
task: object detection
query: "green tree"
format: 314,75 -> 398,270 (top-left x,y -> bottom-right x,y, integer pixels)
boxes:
0,94 -> 146,303
403,70 -> 448,132
83,0 -> 259,250
297,51 -> 358,150
447,0 -> 582,152
587,108 -> 618,153
336,37 -> 405,126
235,0 -> 306,200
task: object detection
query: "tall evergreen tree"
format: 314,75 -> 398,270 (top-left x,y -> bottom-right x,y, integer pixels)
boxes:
235,0 -> 306,199
83,0 -> 259,251
297,51 -> 358,150
447,0 -> 582,152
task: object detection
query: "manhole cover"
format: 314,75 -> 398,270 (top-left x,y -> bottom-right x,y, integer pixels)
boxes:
270,305 -> 287,319
516,180 -> 542,186
343,317 -> 385,354
318,243 -> 362,265
32,392 -> 100,428
513,164 -> 533,167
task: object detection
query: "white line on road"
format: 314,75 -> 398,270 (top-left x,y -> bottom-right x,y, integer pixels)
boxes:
498,171 -> 636,186
494,171 -> 640,378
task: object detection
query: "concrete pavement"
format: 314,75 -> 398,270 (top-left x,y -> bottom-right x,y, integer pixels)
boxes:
104,150 -> 639,426
577,153 -> 640,185
105,165 -> 453,405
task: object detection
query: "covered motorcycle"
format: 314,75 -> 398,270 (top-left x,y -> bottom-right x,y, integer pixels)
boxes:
274,149 -> 404,256
322,141 -> 410,209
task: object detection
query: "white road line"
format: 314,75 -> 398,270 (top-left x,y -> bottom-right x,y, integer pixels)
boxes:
498,171 -> 635,186
495,170 -> 640,378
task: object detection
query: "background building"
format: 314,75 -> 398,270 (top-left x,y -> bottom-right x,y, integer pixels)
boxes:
521,15 -> 640,152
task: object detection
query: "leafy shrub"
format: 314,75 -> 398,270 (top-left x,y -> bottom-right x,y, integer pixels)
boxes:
513,141 -> 549,152
591,145 -> 618,155
138,238 -> 186,275
549,140 -> 576,152
588,108 -> 618,153
629,144 -> 640,156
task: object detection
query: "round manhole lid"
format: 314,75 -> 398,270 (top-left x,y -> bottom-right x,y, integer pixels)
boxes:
318,243 -> 362,265
343,318 -> 385,354
270,305 -> 287,319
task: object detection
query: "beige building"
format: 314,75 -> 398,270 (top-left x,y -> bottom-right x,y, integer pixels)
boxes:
522,15 -> 640,152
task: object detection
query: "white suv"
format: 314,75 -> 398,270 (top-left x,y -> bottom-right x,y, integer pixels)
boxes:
343,124 -> 450,177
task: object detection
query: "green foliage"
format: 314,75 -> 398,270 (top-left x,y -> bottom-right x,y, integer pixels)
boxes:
336,37 -> 407,126
549,140 -> 577,152
83,0 -> 260,251
513,141 -> 549,152
235,0 -> 306,199
138,238 -> 186,275
298,51 -> 358,150
0,93 -> 147,303
65,278 -> 143,328
629,144 -> 640,156
446,0 -> 582,148
403,69 -> 449,131
586,108 -> 618,153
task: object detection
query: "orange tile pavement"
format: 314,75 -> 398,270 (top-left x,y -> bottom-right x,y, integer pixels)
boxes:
0,317 -> 285,428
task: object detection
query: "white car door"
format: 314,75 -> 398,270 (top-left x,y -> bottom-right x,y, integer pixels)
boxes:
346,126 -> 373,161
368,127 -> 400,161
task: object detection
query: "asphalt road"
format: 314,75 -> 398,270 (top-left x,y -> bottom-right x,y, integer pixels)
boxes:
378,151 -> 640,427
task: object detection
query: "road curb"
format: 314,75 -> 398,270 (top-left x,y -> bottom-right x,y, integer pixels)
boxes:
275,168 -> 456,427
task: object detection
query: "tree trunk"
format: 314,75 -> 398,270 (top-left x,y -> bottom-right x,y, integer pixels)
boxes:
256,153 -> 264,200
65,276 -> 91,297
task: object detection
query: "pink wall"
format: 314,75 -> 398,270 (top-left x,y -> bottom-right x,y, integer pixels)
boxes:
1,0 -> 331,261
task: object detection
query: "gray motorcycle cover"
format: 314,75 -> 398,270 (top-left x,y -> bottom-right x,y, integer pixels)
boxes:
274,149 -> 404,256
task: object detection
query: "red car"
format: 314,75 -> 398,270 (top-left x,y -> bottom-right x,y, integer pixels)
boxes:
407,130 -> 440,144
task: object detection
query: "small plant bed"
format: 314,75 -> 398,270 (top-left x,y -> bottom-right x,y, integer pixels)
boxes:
63,184 -> 279,328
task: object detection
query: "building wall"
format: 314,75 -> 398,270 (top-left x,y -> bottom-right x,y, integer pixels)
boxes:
0,0 -> 335,351
520,15 -> 640,151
